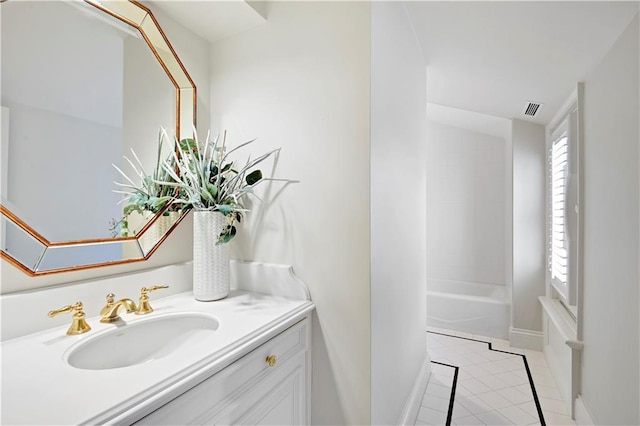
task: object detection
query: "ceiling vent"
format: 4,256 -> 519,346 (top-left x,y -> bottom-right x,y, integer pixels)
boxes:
523,101 -> 543,117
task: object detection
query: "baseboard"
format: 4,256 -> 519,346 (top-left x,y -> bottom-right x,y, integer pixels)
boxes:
398,353 -> 432,426
509,327 -> 544,350
574,395 -> 596,425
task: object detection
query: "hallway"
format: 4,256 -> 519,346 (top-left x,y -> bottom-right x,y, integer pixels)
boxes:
417,328 -> 574,425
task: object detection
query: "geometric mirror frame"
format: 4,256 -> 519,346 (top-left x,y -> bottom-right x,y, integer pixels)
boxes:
0,0 -> 196,275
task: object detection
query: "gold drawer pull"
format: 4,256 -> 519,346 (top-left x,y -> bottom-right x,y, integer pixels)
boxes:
265,355 -> 277,367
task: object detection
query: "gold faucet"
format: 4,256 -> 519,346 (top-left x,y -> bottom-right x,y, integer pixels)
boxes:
48,302 -> 91,335
100,293 -> 137,323
136,285 -> 169,315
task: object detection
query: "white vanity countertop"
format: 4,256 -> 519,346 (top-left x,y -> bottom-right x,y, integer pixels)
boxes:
1,290 -> 314,425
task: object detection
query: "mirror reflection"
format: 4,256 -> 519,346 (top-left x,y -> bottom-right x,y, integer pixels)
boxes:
2,0 -> 174,240
0,0 -> 195,274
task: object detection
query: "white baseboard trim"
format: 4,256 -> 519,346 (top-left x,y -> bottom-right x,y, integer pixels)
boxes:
398,354 -> 432,426
574,395 -> 596,425
509,327 -> 544,350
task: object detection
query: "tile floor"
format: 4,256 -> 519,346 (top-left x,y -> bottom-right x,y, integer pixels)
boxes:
416,327 -> 576,426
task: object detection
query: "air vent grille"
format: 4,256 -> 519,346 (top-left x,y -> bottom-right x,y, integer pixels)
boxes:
523,101 -> 543,117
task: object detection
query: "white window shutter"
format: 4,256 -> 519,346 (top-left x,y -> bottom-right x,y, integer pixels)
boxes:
549,134 -> 569,297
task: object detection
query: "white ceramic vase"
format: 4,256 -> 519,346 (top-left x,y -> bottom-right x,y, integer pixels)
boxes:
193,210 -> 230,301
139,211 -> 179,254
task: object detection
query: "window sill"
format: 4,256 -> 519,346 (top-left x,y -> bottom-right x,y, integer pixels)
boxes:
539,296 -> 583,350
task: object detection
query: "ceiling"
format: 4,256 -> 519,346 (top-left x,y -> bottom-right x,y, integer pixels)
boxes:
405,1 -> 639,124
146,1 -> 638,126
147,0 -> 266,43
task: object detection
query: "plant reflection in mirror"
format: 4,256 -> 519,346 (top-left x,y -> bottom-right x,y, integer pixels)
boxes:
158,128 -> 281,244
110,130 -> 179,237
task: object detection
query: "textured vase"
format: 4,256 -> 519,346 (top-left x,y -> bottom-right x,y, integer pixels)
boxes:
193,211 -> 230,301
139,211 -> 180,254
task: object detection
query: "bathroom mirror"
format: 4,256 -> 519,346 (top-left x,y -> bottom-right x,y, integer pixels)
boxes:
0,0 -> 196,275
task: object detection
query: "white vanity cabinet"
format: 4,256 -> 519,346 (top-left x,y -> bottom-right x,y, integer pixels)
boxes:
0,262 -> 314,426
135,318 -> 311,426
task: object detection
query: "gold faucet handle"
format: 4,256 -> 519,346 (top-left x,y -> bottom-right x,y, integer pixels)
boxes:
100,293 -> 116,316
48,302 -> 91,335
142,285 -> 169,295
136,285 -> 169,315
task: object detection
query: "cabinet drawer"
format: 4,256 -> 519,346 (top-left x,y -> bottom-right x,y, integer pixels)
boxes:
213,352 -> 307,425
135,318 -> 309,425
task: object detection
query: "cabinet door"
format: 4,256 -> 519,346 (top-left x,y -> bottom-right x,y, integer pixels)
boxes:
212,351 -> 307,425
134,319 -> 310,425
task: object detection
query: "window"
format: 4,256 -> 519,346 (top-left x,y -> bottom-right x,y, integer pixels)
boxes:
546,85 -> 582,329
548,108 -> 578,310
549,128 -> 569,294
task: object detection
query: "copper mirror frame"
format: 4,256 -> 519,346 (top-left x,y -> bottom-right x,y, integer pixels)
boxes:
0,0 -> 196,276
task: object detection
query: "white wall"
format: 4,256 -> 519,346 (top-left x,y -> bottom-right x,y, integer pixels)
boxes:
208,2 -> 371,424
580,13 -> 639,425
426,122 -> 507,286
371,2 -> 427,424
511,119 -> 546,336
0,3 -> 210,293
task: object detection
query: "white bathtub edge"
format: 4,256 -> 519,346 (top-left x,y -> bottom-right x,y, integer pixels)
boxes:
427,290 -> 509,305
398,353 -> 432,426
509,327 -> 544,350
427,279 -> 509,299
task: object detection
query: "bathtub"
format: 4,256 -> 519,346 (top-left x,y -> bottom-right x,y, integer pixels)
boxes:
427,279 -> 511,339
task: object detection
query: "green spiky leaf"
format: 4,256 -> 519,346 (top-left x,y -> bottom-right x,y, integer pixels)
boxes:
205,183 -> 218,199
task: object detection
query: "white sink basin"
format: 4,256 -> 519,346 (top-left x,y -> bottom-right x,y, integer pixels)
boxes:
65,313 -> 219,370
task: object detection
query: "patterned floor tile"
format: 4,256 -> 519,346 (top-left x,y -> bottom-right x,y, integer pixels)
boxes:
415,330 -> 572,426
